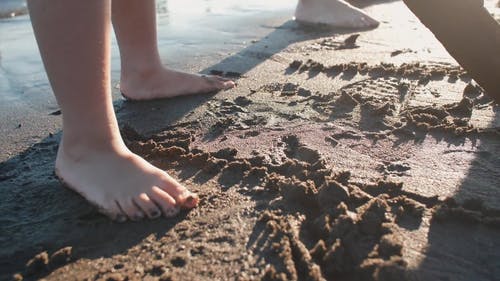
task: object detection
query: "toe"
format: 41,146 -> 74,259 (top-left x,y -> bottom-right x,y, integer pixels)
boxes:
180,192 -> 199,209
175,191 -> 199,210
99,201 -> 128,222
134,193 -> 162,219
157,175 -> 199,209
118,198 -> 144,221
149,186 -> 180,218
369,19 -> 379,28
203,75 -> 236,90
222,80 -> 236,90
362,16 -> 379,28
215,76 -> 236,89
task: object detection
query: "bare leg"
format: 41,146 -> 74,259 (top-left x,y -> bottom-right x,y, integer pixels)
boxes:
112,0 -> 235,100
403,0 -> 500,104
295,0 -> 379,29
28,0 -> 198,221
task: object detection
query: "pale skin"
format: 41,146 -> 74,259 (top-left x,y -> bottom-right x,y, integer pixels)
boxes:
295,0 -> 379,28
28,0 -> 234,222
27,0 -> 374,222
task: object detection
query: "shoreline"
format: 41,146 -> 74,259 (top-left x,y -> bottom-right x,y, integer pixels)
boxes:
0,0 -> 27,19
1,1 -> 500,280
0,0 -> 296,162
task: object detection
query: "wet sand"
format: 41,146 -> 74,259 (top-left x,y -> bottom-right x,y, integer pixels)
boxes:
0,0 -> 27,18
1,1 -> 500,280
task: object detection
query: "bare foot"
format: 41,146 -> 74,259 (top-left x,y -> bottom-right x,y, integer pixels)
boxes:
120,65 -> 236,100
55,141 -> 198,222
294,0 -> 379,29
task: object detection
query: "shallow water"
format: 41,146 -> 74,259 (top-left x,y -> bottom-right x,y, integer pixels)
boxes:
0,0 -> 294,102
1,0 -> 497,158
0,0 -> 295,158
1,1 -> 500,280
0,0 -> 27,18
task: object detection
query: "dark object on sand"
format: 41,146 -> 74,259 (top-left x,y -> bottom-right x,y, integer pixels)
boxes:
344,33 -> 359,46
390,48 -> 414,57
336,34 -> 360,50
209,69 -> 224,76
225,71 -> 242,78
403,0 -> 500,103
50,109 -> 62,116
209,69 -> 241,78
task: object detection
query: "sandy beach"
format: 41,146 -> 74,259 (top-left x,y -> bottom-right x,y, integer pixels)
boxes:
1,1 -> 499,280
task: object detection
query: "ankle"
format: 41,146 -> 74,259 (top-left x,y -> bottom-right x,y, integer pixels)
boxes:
121,60 -> 163,82
58,133 -> 126,160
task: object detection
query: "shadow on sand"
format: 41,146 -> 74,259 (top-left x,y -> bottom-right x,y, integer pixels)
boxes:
0,17 -> 368,279
1,1 -> 499,279
409,109 -> 500,280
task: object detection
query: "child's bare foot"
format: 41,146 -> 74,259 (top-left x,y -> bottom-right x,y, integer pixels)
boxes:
55,140 -> 198,222
294,0 -> 379,29
120,65 -> 235,100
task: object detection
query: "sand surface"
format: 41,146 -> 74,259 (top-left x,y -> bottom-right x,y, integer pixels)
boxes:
1,1 -> 500,280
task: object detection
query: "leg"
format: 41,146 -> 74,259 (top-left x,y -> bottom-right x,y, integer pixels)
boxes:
112,0 -> 234,100
294,0 -> 379,29
403,0 -> 500,104
28,0 -> 198,221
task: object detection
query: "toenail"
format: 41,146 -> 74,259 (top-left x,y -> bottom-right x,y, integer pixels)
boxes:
116,214 -> 127,223
164,207 -> 180,218
133,212 -> 144,221
185,195 -> 198,207
151,210 -> 161,219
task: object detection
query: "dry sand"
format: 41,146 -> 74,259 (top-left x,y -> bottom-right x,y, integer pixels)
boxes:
1,1 -> 500,281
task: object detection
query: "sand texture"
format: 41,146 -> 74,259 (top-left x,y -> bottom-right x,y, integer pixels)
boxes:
1,1 -> 500,281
